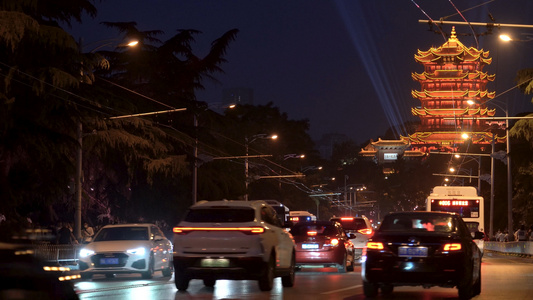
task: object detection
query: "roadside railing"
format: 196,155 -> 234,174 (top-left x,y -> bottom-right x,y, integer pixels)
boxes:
484,241 -> 533,257
31,242 -> 83,265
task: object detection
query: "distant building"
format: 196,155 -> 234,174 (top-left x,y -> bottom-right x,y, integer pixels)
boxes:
317,133 -> 349,159
223,88 -> 254,105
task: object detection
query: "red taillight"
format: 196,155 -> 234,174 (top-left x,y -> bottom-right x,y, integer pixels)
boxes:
173,227 -> 265,235
358,228 -> 373,235
443,243 -> 462,251
330,238 -> 340,246
340,217 -> 354,221
307,231 -> 317,236
366,242 -> 384,250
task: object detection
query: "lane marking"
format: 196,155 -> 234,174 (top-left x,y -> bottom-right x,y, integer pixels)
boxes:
321,284 -> 362,295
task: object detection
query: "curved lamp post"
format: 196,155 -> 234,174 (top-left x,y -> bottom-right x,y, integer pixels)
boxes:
244,134 -> 277,200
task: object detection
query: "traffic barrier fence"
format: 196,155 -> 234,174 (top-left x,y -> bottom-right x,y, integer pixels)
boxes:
32,242 -> 83,264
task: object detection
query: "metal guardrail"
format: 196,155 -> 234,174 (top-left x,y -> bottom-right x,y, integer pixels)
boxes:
32,242 -> 83,264
484,241 -> 533,256
28,241 -> 531,265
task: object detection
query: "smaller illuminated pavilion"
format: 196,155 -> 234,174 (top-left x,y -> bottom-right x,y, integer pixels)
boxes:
359,138 -> 426,165
403,26 -> 505,153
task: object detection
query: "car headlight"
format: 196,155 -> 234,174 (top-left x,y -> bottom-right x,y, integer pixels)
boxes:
79,249 -> 95,258
127,247 -> 146,255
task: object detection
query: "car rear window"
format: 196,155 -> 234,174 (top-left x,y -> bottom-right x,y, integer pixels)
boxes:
290,224 -> 338,236
379,214 -> 454,233
94,227 -> 148,241
184,207 -> 255,223
331,218 -> 369,230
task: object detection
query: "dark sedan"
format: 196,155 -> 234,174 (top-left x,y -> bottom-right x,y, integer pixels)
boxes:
361,211 -> 483,299
292,221 -> 355,272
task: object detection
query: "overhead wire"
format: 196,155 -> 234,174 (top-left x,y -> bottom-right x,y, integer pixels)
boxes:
410,0 -> 447,42
448,0 -> 479,48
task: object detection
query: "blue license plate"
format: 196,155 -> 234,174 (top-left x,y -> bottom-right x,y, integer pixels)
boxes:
100,257 -> 119,265
398,246 -> 428,257
302,243 -> 319,250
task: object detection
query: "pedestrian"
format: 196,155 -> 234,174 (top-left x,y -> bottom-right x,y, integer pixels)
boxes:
494,229 -> 502,242
56,222 -> 78,244
82,222 -> 94,243
514,225 -> 528,241
502,230 -> 509,242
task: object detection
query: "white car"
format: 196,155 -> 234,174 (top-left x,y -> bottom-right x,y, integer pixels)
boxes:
78,223 -> 173,280
172,200 -> 296,291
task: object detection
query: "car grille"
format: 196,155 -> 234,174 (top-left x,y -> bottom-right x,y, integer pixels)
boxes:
91,253 -> 129,267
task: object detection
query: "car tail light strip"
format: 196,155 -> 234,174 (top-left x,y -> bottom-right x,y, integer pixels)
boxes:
173,227 -> 265,234
366,242 -> 384,250
443,243 -> 462,251
358,228 -> 373,235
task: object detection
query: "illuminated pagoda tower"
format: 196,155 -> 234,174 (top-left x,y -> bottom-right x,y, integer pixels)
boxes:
403,27 -> 505,152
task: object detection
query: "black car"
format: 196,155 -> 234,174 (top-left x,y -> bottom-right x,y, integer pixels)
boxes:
361,211 -> 483,299
0,242 -> 79,300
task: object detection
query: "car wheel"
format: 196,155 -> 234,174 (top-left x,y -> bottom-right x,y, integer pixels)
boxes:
203,278 -> 216,287
337,253 -> 347,273
458,266 -> 474,299
258,254 -> 275,291
80,272 -> 93,280
174,265 -> 190,291
141,256 -> 154,279
473,267 -> 481,296
363,281 -> 379,297
281,252 -> 296,287
347,252 -> 355,272
162,259 -> 173,277
105,273 -> 115,279
381,284 -> 394,295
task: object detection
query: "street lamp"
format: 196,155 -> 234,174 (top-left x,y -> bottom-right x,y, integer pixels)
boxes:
192,103 -> 235,205
74,38 -> 139,240
486,100 -> 513,239
244,134 -> 277,200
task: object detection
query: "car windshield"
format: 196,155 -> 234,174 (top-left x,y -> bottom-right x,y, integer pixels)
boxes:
331,218 -> 368,230
93,227 -> 149,241
184,207 -> 255,223
380,214 -> 454,233
290,224 -> 338,236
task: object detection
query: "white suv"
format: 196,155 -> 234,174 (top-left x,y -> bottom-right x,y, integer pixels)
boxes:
330,216 -> 373,260
172,200 -> 296,291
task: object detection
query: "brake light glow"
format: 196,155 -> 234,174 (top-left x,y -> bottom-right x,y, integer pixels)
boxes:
307,231 -> 317,236
358,228 -> 373,235
340,217 -> 354,221
443,243 -> 462,251
173,227 -> 265,235
330,238 -> 339,246
366,242 -> 384,250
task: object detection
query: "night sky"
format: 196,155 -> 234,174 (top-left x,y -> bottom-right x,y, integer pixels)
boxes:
68,0 -> 533,144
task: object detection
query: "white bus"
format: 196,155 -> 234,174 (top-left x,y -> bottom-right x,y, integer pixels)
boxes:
426,186 -> 485,253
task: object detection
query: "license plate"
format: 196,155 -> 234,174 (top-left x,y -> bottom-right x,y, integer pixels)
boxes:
398,246 -> 428,257
302,243 -> 319,250
201,258 -> 230,268
100,257 -> 119,265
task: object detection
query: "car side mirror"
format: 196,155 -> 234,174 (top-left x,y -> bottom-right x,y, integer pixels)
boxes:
347,233 -> 356,239
473,231 -> 485,240
154,235 -> 165,241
